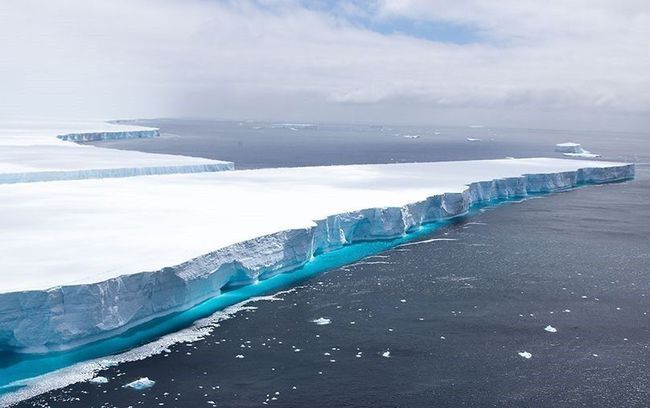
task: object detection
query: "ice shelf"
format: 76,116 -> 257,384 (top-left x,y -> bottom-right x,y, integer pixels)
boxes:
0,157 -> 634,351
0,121 -> 234,183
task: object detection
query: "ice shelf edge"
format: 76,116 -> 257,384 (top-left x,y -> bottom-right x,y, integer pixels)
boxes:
0,163 -> 634,351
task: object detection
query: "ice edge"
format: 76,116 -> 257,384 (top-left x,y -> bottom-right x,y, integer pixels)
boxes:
0,126 -> 234,184
0,163 -> 634,351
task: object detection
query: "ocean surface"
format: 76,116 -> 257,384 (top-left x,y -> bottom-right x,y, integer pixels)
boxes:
11,120 -> 650,407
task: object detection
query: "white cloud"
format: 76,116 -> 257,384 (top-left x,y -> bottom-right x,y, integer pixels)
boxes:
0,0 -> 648,130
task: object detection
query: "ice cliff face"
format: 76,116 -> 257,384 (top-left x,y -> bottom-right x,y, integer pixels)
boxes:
0,125 -> 234,184
0,163 -> 634,352
0,163 -> 234,184
56,128 -> 160,142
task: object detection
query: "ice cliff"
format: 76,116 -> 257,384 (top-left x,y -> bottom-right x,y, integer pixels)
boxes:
56,128 -> 160,142
0,161 -> 634,351
0,122 -> 234,184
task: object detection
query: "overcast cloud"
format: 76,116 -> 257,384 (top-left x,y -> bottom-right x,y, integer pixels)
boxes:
0,0 -> 648,130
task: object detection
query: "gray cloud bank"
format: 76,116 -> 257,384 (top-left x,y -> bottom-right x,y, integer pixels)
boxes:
0,0 -> 649,131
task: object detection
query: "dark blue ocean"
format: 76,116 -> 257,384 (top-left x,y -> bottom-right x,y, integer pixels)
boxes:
12,120 -> 650,407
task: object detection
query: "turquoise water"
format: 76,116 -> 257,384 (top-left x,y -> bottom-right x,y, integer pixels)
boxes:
0,178 -> 630,397
0,216 -> 458,394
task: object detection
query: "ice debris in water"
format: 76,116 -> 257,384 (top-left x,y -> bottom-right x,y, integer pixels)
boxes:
312,317 -> 331,325
123,377 -> 156,390
89,376 -> 109,384
235,354 -> 245,359
382,350 -> 391,358
544,325 -> 557,333
518,352 -> 532,359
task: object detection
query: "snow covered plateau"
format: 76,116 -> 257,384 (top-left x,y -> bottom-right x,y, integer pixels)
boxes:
0,121 -> 233,183
0,122 -> 635,352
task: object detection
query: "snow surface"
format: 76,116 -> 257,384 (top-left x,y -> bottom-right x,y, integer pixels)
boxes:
0,156 -> 634,350
0,121 -> 233,183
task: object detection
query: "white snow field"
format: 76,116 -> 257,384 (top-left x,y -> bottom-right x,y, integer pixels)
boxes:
0,121 -> 233,183
0,154 -> 633,351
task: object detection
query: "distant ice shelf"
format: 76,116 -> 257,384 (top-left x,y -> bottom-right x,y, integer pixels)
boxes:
0,121 -> 234,183
0,158 -> 634,351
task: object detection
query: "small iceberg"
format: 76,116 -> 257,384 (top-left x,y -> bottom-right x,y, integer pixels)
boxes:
123,377 -> 155,390
312,317 -> 331,325
89,376 -> 109,384
544,325 -> 557,333
518,351 -> 532,359
554,142 -> 600,158
466,137 -> 481,142
402,134 -> 420,139
382,350 -> 391,358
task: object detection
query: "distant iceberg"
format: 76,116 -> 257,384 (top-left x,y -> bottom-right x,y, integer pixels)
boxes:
555,142 -> 600,158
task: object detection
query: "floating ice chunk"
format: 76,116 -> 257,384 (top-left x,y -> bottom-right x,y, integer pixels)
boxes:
555,142 -> 583,153
89,376 -> 109,384
123,377 -> 155,390
235,354 -> 245,359
312,317 -> 331,325
382,350 -> 391,358
555,142 -> 600,158
518,351 -> 532,359
544,325 -> 557,333
402,134 -> 420,139
466,137 -> 481,142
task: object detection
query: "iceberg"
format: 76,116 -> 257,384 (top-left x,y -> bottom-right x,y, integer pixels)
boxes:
0,156 -> 634,352
0,121 -> 234,184
123,377 -> 155,390
554,142 -> 600,158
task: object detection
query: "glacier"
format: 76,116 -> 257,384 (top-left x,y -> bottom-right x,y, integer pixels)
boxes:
0,157 -> 634,352
0,121 -> 233,184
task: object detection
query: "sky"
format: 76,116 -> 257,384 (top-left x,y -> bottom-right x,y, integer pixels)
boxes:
0,0 -> 649,131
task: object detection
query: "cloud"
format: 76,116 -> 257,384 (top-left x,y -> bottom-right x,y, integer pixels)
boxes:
0,0 -> 648,130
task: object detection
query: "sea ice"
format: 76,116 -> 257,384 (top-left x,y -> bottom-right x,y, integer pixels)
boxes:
89,376 -> 109,384
518,352 -> 532,359
544,325 -> 557,333
123,377 -> 155,390
312,318 -> 331,325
